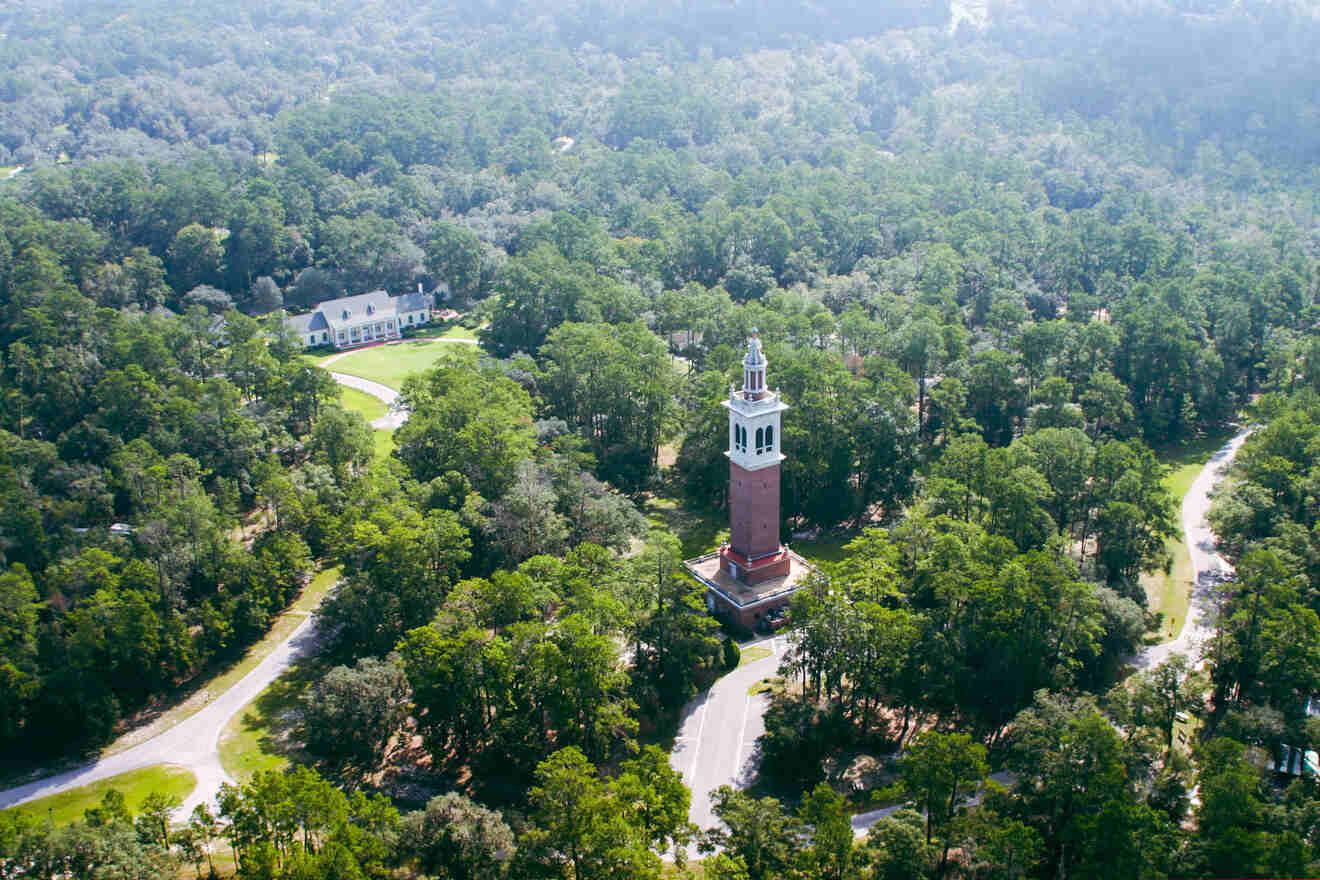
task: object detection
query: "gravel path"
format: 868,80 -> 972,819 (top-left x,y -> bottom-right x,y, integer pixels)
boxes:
0,613 -> 323,820
1135,427 -> 1253,670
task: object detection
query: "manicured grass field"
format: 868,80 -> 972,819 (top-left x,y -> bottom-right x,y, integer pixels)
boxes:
337,385 -> 387,423
1,765 -> 196,826
738,645 -> 773,667
318,339 -> 475,390
406,322 -> 479,341
1142,427 -> 1240,639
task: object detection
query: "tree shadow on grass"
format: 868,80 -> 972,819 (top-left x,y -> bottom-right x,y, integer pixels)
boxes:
228,658 -> 328,780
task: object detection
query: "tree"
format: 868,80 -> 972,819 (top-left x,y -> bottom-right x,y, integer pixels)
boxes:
629,533 -> 722,718
1005,692 -> 1173,880
309,406 -> 376,478
899,730 -> 988,858
539,321 -> 676,494
862,810 -> 933,880
1191,737 -> 1272,878
425,221 -> 485,300
136,790 -> 181,848
797,782 -> 857,880
394,363 -> 536,498
701,787 -> 803,880
325,506 -> 471,657
398,792 -> 514,879
247,275 -> 283,314
167,223 -> 225,292
522,747 -> 661,880
1129,654 -> 1207,756
614,745 -> 694,858
301,655 -> 411,781
0,563 -> 40,741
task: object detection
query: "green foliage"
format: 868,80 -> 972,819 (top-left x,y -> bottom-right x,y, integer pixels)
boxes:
217,766 -> 398,879
722,637 -> 740,671
397,792 -> 514,879
399,545 -> 643,784
299,656 -> 411,783
394,363 -> 535,498
519,745 -> 689,878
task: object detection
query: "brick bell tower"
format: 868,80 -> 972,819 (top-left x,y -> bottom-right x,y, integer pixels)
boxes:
719,331 -> 792,585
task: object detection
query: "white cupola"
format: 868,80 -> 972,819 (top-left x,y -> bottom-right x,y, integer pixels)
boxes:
723,332 -> 788,472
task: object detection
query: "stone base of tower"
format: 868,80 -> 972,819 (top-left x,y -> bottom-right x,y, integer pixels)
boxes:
683,549 -> 817,633
718,545 -> 791,585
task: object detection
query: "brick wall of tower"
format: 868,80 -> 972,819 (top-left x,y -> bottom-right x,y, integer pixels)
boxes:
729,460 -> 781,560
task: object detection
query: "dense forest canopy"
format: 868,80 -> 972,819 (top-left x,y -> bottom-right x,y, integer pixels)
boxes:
2,0 -> 1320,877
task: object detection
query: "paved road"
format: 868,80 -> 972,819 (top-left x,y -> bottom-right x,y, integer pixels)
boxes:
1135,427 -> 1253,670
0,613 -> 322,819
670,635 -> 788,835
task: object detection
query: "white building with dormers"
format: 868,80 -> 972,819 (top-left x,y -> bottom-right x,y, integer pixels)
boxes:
285,288 -> 433,349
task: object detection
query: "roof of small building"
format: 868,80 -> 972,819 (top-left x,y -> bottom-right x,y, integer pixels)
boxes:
287,311 -> 329,334
396,290 -> 430,312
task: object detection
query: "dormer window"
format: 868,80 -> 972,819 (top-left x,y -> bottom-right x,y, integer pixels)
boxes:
342,309 -> 350,320
367,304 -> 374,316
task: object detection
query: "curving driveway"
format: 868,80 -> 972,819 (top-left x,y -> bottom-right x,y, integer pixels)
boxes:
322,338 -> 481,430
0,614 -> 322,819
330,371 -> 408,430
1136,427 -> 1253,670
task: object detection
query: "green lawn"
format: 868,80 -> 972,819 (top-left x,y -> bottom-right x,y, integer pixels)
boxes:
1142,426 -> 1240,639
373,429 -> 396,460
218,659 -> 320,783
644,496 -> 726,559
291,565 -> 340,613
792,535 -> 853,565
738,645 -> 773,667
318,339 -> 475,390
405,322 -> 478,341
1,765 -> 196,826
337,385 -> 387,423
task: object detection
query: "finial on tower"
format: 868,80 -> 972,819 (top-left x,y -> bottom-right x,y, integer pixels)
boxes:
743,330 -> 767,397
744,329 -> 765,367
